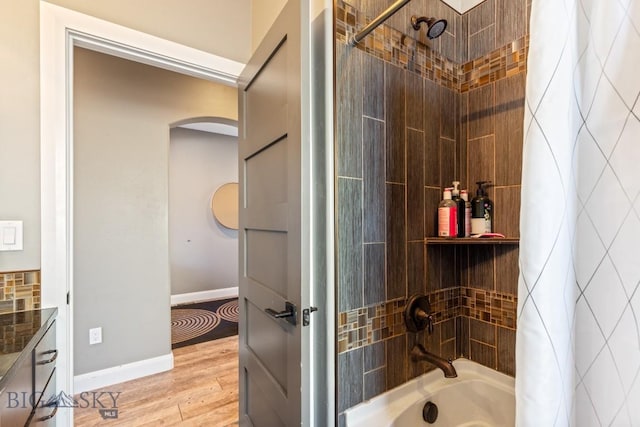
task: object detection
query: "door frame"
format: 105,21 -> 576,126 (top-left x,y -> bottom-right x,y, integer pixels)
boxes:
40,2 -> 244,425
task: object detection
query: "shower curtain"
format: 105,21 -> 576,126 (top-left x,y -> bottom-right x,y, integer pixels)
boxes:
518,0 -> 640,425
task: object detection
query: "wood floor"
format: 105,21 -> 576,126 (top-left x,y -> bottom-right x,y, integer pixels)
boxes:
74,336 -> 239,426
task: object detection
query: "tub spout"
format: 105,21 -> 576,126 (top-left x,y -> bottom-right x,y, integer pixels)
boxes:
411,344 -> 457,378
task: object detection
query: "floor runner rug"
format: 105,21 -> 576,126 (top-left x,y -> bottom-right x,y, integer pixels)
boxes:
171,298 -> 238,349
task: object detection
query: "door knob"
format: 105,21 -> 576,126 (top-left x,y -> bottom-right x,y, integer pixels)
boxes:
265,301 -> 297,326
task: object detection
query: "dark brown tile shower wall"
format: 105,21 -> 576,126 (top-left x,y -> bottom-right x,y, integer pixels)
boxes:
336,0 -> 527,418
456,0 -> 525,378
463,0 -> 528,61
336,31 -> 459,414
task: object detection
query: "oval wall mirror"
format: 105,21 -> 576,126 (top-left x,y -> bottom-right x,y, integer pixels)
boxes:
211,183 -> 239,230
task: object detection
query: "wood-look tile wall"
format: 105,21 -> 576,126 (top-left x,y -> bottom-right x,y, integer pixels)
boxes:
342,0 -> 465,63
337,0 -> 531,70
336,0 -> 528,420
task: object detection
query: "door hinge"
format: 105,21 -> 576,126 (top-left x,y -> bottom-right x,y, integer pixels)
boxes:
66,291 -> 70,305
302,307 -> 318,326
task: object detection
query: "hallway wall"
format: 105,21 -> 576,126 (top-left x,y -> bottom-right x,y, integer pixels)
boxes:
169,127 -> 238,296
0,0 -> 251,272
73,47 -> 236,375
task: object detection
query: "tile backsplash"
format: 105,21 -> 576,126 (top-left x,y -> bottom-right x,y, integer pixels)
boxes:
0,271 -> 41,314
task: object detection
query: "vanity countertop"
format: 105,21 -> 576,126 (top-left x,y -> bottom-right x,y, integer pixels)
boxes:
0,308 -> 57,391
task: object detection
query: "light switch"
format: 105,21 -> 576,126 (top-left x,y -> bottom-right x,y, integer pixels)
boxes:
3,227 -> 16,245
0,221 -> 23,251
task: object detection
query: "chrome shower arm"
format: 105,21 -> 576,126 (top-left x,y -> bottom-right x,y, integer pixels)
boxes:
349,0 -> 411,46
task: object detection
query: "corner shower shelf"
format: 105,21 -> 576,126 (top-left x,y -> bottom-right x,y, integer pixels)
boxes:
424,237 -> 520,245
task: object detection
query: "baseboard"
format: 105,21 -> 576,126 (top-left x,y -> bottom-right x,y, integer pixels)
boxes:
74,352 -> 174,394
170,287 -> 238,306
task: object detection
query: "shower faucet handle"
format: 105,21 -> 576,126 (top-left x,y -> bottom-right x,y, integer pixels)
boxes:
417,308 -> 434,334
404,295 -> 434,333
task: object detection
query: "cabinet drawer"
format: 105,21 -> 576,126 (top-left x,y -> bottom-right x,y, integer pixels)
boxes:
0,353 -> 33,427
33,321 -> 57,403
29,368 -> 57,426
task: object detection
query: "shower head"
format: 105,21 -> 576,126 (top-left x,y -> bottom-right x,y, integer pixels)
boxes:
427,19 -> 447,39
411,16 -> 448,39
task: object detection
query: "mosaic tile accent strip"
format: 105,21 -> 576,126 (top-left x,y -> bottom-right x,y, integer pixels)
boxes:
460,287 -> 517,329
337,300 -> 403,354
337,286 -> 518,354
460,36 -> 529,93
336,0 -> 529,93
337,288 -> 460,353
428,287 -> 460,324
0,271 -> 41,314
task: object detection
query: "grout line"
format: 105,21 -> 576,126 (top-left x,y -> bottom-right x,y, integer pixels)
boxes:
362,114 -> 384,123
469,337 -> 497,348
360,108 -> 365,309
404,69 -> 409,303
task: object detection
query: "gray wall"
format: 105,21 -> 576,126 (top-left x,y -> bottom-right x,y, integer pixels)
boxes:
73,47 -> 237,375
251,0 -> 329,50
0,0 -> 42,271
169,128 -> 238,296
252,0 -> 286,51
0,0 -> 251,273
47,0 -> 251,63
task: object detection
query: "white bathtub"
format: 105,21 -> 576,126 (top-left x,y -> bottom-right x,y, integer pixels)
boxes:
345,358 -> 515,427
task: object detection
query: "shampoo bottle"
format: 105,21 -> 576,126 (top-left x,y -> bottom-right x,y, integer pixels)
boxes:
438,188 -> 457,237
452,181 -> 465,238
460,189 -> 471,237
471,181 -> 493,235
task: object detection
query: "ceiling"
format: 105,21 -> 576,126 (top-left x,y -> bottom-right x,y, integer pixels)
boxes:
178,122 -> 238,137
442,0 -> 486,13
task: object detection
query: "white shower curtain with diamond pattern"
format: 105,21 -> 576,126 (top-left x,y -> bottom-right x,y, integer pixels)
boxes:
518,0 -> 640,425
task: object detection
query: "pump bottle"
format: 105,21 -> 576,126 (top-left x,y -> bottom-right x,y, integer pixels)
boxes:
470,181 -> 493,235
451,181 -> 465,237
438,188 -> 457,237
